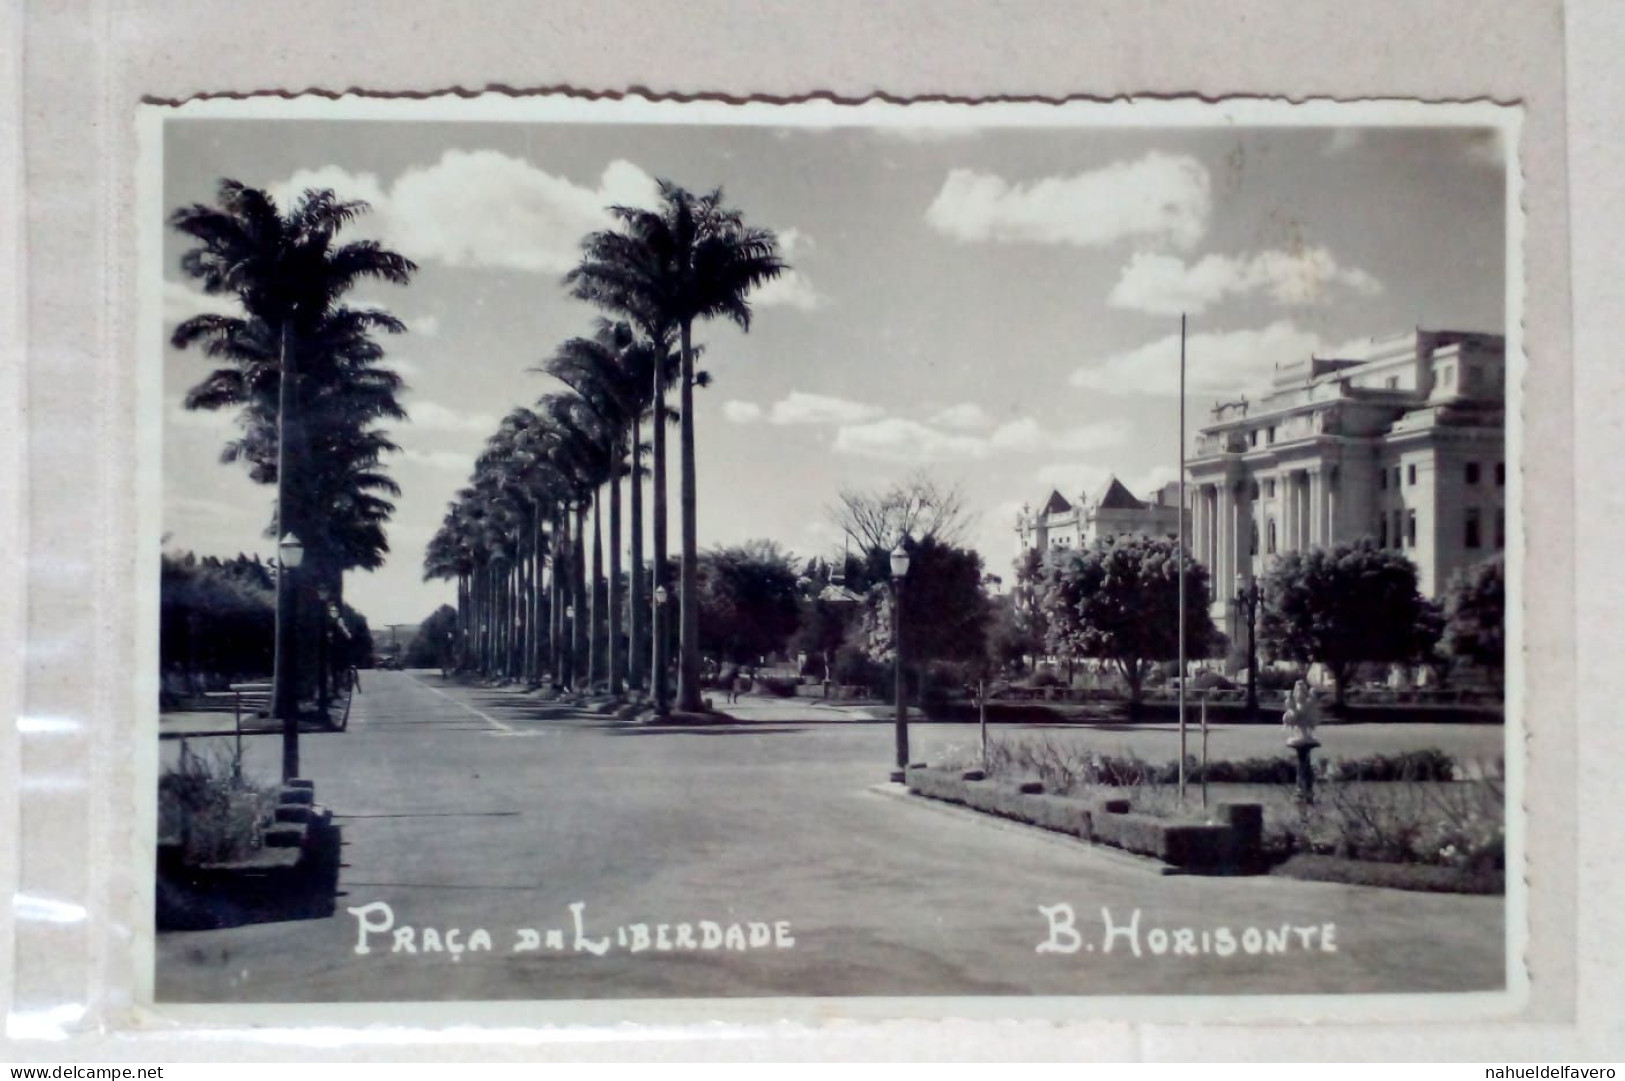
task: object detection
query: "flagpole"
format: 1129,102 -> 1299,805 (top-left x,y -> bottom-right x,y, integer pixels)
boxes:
1178,313 -> 1188,805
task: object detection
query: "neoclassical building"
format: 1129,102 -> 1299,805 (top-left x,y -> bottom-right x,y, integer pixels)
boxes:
1015,476 -> 1186,559
1186,328 -> 1507,637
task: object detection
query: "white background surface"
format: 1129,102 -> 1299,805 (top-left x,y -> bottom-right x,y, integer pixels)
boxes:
0,0 -> 1620,1062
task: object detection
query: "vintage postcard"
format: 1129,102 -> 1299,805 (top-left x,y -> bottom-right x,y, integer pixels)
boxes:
135,94 -> 1522,1025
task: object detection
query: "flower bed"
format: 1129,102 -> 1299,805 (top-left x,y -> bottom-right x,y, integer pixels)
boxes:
903,766 -> 1263,873
936,735 -> 1505,892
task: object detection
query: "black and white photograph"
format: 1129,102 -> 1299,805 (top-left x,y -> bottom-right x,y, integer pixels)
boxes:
141,96 -> 1520,1016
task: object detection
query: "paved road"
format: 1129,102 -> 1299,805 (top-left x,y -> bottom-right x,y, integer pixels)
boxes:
156,671 -> 1506,1002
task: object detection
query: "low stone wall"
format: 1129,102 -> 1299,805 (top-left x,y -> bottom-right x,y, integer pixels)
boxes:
904,766 -> 1262,873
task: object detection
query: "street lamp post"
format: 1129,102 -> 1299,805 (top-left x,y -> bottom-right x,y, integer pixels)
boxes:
1235,573 -> 1262,717
564,604 -> 576,692
273,530 -> 304,781
653,585 -> 670,717
889,540 -> 912,783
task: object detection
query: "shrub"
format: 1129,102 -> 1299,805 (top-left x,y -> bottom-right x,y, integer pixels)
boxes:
1270,772 -> 1504,869
832,647 -> 881,691
158,746 -> 277,865
1255,667 -> 1304,692
756,675 -> 799,698
1330,748 -> 1455,782
1025,669 -> 1061,689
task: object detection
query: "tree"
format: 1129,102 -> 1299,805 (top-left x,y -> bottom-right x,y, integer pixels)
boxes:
170,181 -> 415,755
543,320 -> 678,695
1442,554 -> 1505,690
696,541 -> 802,667
1040,534 -> 1216,704
856,536 -> 991,700
567,181 -> 787,713
831,471 -> 972,553
1259,541 -> 1433,706
405,605 -> 460,669
985,592 -> 1041,675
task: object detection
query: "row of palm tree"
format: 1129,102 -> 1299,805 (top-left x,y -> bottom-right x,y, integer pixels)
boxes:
425,181 -> 786,712
169,181 -> 417,738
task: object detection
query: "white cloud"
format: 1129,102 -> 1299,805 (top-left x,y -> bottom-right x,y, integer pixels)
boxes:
925,152 -> 1211,251
989,417 -> 1131,454
1070,319 -> 1335,398
276,153 -> 661,274
1108,247 -> 1383,316
752,227 -> 824,311
769,392 -> 884,426
1033,463 -> 1114,496
723,400 -> 764,423
407,314 -> 440,338
162,280 -> 240,326
399,448 -> 476,473
931,403 -> 994,431
752,270 -> 824,311
407,401 -> 500,433
833,418 -> 990,464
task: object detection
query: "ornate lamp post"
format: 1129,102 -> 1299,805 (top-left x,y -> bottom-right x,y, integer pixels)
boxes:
653,585 -> 670,717
1234,573 -> 1262,717
273,530 -> 304,781
889,540 -> 912,783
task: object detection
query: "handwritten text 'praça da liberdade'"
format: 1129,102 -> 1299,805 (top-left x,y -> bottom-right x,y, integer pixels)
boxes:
347,901 -> 795,959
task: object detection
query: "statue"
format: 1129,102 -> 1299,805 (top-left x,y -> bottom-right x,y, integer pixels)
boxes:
1282,679 -> 1320,746
1282,678 -> 1321,804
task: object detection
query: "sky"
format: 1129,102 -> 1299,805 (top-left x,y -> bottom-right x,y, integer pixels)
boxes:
159,116 -> 1506,626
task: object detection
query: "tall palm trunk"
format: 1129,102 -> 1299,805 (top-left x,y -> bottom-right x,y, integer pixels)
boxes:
608,434 -> 624,696
573,503 -> 588,688
590,494 -> 604,689
677,319 -> 703,712
651,362 -> 670,714
627,418 -> 645,693
531,511 -> 545,684
551,506 -> 568,688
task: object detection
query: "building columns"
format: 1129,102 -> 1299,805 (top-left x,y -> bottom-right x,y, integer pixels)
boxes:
1308,468 -> 1324,547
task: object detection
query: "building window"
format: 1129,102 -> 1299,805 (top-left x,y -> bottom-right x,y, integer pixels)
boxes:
1496,461 -> 1505,486
1385,376 -> 1399,389
1379,469 -> 1387,491
1442,365 -> 1454,388
1392,510 -> 1403,548
1406,509 -> 1417,548
1378,514 -> 1389,547
1249,430 -> 1258,447
1250,481 -> 1260,499
1496,508 -> 1505,549
1267,518 -> 1277,554
1407,463 -> 1417,486
1266,478 -> 1276,498
1465,507 -> 1482,549
1393,467 -> 1402,489
1466,461 -> 1480,485
1267,426 -> 1277,444
1250,521 -> 1259,555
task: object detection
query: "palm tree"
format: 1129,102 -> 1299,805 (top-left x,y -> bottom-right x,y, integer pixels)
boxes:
171,179 -> 415,779
566,181 -> 786,712
542,320 -> 677,697
534,393 -> 616,691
